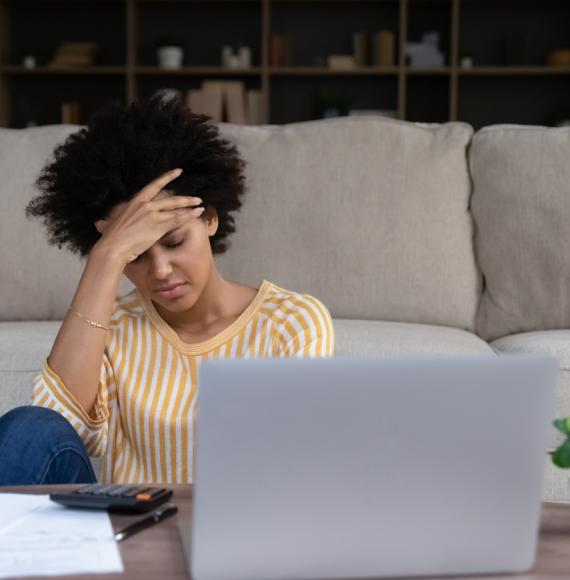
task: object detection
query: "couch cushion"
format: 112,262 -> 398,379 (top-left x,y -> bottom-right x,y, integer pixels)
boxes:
216,117 -> 480,330
491,330 -> 570,450
0,321 -> 60,414
335,319 -> 493,357
471,124 -> 570,341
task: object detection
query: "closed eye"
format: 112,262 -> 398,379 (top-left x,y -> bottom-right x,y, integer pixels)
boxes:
131,239 -> 184,262
165,240 -> 184,249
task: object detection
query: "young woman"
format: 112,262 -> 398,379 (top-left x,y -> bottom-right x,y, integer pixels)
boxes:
0,95 -> 334,486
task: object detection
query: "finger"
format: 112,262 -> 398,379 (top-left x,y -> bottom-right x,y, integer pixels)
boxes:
159,206 -> 205,224
137,168 -> 184,202
151,195 -> 203,212
189,207 -> 206,217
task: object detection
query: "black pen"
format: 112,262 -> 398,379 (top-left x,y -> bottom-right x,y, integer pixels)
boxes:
114,504 -> 178,542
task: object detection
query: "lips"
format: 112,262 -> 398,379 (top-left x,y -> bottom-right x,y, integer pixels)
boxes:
154,282 -> 185,292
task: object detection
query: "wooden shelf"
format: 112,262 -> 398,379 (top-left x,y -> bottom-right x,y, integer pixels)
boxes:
458,66 -> 570,75
4,0 -> 122,3
269,66 -> 399,75
405,67 -> 451,75
135,66 -> 262,75
136,0 -> 260,2
12,65 -> 566,78
270,0 -> 398,2
135,0 -> 263,4
403,67 -> 570,77
0,66 -> 127,75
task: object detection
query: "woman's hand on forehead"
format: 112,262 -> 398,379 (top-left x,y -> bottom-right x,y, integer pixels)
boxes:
94,188 -> 176,235
90,168 -> 204,263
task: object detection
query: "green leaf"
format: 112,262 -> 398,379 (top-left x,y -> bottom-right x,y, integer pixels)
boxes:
553,418 -> 570,435
552,439 -> 570,468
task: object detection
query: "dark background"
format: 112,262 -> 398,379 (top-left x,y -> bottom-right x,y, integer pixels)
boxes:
0,0 -> 568,128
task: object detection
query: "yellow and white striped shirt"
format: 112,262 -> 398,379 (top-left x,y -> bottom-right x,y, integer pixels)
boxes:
32,279 -> 335,484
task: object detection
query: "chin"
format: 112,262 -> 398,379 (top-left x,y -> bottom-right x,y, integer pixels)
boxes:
154,285 -> 194,310
162,299 -> 193,312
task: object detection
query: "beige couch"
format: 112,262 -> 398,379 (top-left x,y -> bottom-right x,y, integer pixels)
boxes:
1,117 -> 570,499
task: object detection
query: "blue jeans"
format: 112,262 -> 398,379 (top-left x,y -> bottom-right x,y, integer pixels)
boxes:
0,406 -> 97,486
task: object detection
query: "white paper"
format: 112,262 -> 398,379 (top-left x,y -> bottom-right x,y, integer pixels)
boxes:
0,494 -> 124,578
0,493 -> 48,535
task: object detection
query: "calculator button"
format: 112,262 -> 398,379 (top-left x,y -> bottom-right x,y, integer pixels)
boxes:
101,485 -> 128,496
122,487 -> 150,497
135,488 -> 166,500
92,485 -> 117,495
76,484 -> 100,495
106,485 -> 133,497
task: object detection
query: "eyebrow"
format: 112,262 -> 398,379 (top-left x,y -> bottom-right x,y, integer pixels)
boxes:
132,226 -> 184,260
159,226 -> 183,241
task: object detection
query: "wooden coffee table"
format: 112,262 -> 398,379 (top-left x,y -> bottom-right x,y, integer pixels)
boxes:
2,485 -> 570,579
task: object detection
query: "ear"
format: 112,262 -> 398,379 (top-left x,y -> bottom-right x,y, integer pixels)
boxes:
205,207 -> 219,237
94,219 -> 108,234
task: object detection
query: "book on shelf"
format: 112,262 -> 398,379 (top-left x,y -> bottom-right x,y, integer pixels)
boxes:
200,81 -> 226,122
373,30 -> 395,66
353,32 -> 368,66
61,102 -> 81,124
185,81 -> 263,125
224,81 -> 247,125
269,33 -> 291,67
246,90 -> 263,125
186,89 -> 203,114
327,55 -> 356,70
48,42 -> 99,68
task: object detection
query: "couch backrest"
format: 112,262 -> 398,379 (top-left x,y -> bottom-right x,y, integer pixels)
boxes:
216,117 -> 480,330
470,124 -> 570,341
0,117 -> 481,331
1,126 -> 99,321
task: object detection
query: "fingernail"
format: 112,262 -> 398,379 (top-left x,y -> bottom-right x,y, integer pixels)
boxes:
173,168 -> 183,175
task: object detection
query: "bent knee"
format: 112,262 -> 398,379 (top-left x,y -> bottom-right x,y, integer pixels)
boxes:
0,405 -> 79,446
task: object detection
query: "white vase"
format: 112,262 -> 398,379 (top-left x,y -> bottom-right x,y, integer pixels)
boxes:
228,54 -> 241,69
222,45 -> 234,68
238,46 -> 251,68
157,46 -> 184,69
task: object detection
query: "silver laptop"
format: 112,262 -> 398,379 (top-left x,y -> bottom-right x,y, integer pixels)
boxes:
180,354 -> 557,580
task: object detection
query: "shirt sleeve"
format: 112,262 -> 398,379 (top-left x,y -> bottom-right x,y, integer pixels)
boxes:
31,352 -> 114,458
275,293 -> 335,358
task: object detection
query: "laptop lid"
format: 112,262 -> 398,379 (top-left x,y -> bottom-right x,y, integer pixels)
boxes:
188,354 -> 557,580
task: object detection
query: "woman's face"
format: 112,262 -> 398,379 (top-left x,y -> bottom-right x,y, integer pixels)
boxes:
109,190 -> 218,313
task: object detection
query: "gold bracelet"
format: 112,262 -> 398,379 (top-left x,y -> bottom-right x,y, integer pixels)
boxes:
69,306 -> 111,331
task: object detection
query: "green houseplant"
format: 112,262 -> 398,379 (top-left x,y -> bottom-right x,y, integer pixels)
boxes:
552,418 -> 570,467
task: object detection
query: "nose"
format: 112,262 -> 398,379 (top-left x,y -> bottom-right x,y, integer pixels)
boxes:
149,253 -> 173,279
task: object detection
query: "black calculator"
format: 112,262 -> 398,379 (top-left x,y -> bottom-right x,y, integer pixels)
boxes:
49,484 -> 173,513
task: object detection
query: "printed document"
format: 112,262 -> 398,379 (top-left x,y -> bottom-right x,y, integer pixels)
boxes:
0,493 -> 123,578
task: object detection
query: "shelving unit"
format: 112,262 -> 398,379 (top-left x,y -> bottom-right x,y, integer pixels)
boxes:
0,0 -> 568,128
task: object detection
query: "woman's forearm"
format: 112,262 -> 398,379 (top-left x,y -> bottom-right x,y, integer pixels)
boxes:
47,242 -> 127,418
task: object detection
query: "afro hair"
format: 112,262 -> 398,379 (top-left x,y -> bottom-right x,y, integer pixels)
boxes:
25,94 -> 247,257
